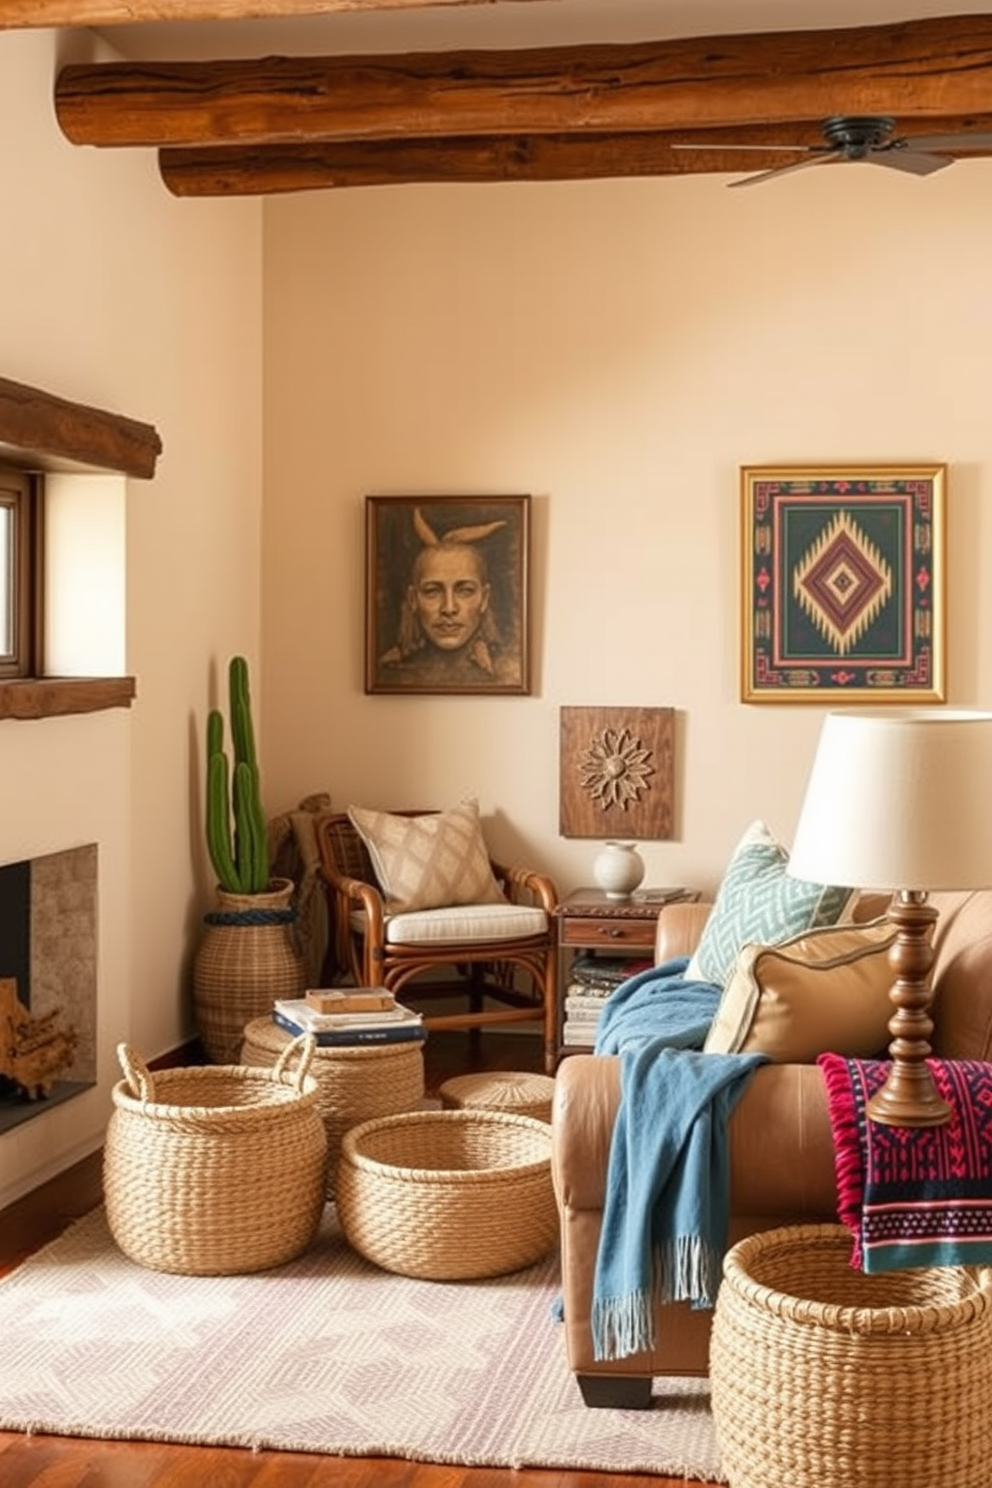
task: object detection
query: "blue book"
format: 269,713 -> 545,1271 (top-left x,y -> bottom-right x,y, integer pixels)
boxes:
272,1010 -> 427,1047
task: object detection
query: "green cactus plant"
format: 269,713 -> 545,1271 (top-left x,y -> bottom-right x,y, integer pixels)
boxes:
205,655 -> 270,894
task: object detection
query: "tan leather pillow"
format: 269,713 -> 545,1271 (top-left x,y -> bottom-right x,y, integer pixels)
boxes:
704,918 -> 896,1061
347,799 -> 505,914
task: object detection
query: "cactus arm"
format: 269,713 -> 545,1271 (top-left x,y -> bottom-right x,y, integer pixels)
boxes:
247,763 -> 269,888
233,760 -> 267,893
229,656 -> 258,771
206,747 -> 242,892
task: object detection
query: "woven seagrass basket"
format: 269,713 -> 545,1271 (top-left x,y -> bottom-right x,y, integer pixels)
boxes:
439,1070 -> 555,1123
104,1039 -> 327,1276
240,1016 -> 425,1192
710,1223 -> 992,1488
192,877 -> 307,1064
336,1108 -> 558,1280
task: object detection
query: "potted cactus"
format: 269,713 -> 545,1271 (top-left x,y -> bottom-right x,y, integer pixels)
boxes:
192,655 -> 306,1063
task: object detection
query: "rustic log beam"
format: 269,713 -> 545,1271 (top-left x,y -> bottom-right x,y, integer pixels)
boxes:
159,115 -> 992,194
0,377 -> 162,479
55,16 -> 992,150
0,0 -> 517,25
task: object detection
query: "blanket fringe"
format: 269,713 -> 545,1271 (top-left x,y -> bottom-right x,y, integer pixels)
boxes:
592,1288 -> 654,1362
654,1235 -> 722,1310
592,1239 -> 721,1361
817,1052 -> 865,1258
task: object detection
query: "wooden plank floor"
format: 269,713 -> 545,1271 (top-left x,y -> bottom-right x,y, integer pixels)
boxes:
0,1031 -> 721,1488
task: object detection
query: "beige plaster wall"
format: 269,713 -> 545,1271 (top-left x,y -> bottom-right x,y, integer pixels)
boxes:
261,167 -> 992,899
0,30 -> 263,1207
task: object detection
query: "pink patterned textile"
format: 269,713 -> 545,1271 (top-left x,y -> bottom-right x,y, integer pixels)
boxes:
819,1053 -> 992,1273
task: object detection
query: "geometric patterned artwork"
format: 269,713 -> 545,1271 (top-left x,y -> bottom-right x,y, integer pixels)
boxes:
741,464 -> 946,703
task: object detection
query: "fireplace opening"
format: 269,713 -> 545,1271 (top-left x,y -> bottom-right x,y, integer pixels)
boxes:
0,843 -> 97,1135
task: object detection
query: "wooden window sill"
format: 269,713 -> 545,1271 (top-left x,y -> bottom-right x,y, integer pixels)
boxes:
0,677 -> 136,720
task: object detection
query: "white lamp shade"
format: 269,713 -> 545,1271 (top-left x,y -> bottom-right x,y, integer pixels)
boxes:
789,709 -> 992,892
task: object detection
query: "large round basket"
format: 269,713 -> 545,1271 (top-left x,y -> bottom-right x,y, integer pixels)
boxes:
710,1223 -> 992,1488
240,1016 -> 425,1192
336,1109 -> 558,1280
104,1040 -> 327,1276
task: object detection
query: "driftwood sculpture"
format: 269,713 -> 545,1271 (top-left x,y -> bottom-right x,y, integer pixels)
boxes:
0,976 -> 77,1100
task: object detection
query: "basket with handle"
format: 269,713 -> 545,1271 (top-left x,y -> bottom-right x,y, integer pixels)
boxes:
104,1038 -> 327,1275
240,1015 -> 425,1194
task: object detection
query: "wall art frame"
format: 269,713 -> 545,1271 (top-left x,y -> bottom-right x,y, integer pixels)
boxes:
559,705 -> 674,839
741,464 -> 946,705
365,494 -> 530,696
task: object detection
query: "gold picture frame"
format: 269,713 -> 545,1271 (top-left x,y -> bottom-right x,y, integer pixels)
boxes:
741,464 -> 946,704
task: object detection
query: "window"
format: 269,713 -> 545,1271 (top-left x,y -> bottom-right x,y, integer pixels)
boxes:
0,464 -> 40,681
0,374 -> 160,718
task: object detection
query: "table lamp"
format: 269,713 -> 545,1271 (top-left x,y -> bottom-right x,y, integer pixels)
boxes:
789,708 -> 992,1127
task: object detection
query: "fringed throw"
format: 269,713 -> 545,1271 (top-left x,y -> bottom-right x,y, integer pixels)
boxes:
591,960 -> 766,1361
819,1052 -> 992,1273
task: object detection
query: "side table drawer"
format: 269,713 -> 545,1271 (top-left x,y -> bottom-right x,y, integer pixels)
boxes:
559,916 -> 658,951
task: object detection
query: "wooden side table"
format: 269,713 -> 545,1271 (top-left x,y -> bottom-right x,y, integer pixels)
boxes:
554,887 -> 697,1063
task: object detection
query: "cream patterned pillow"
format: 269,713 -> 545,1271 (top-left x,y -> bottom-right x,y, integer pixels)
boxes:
685,820 -> 854,990
347,799 -> 506,914
704,918 -> 897,1061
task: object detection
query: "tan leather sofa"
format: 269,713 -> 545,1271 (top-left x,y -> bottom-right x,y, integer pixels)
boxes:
551,889 -> 992,1408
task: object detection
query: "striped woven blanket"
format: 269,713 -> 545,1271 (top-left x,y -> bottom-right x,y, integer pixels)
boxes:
819,1053 -> 992,1273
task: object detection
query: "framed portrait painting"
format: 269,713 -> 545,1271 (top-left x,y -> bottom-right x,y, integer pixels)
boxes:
365,494 -> 530,695
741,464 -> 946,704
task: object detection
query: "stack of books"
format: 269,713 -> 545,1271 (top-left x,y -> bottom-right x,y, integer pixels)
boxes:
273,987 -> 426,1046
562,953 -> 653,1049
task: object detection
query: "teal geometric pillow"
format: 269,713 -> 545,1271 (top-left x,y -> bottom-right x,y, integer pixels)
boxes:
685,820 -> 854,991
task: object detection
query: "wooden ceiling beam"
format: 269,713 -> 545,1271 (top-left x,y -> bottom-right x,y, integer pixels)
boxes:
158,115 -> 992,195
0,0 -> 514,27
56,15 -> 992,150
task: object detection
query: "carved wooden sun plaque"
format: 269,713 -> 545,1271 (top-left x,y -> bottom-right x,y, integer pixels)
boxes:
559,706 -> 674,839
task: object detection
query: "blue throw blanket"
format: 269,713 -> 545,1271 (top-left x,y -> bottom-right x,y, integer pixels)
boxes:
591,957 -> 766,1362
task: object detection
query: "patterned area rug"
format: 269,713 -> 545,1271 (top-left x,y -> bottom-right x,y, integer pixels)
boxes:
0,1206 -> 723,1480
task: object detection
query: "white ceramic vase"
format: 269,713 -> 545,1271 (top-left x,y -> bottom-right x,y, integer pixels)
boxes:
592,841 -> 645,900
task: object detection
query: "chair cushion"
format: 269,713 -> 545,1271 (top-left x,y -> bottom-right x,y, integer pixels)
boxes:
383,902 -> 548,945
685,820 -> 855,990
704,918 -> 896,1061
347,799 -> 506,914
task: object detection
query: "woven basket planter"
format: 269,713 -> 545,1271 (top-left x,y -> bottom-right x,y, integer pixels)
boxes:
711,1223 -> 992,1488
336,1109 -> 558,1280
192,877 -> 307,1064
240,1016 -> 425,1192
104,1040 -> 327,1276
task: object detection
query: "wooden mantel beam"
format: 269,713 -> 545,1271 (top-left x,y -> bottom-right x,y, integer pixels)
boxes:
0,377 -> 162,479
55,16 -> 992,150
159,114 -> 992,195
0,0 -> 517,26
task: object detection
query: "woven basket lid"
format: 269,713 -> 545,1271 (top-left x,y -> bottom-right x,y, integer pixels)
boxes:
439,1070 -> 555,1119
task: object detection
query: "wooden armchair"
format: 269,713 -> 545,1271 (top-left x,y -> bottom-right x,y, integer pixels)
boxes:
316,809 -> 560,1072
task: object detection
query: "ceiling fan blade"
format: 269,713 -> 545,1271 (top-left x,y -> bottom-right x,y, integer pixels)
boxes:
906,131 -> 992,152
728,150 -> 841,189
872,148 -> 954,176
672,142 -> 815,154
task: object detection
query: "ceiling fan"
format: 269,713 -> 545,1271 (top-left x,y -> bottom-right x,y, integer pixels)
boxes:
677,116 -> 992,188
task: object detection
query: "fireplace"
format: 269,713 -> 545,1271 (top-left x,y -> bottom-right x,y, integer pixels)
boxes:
0,844 -> 97,1135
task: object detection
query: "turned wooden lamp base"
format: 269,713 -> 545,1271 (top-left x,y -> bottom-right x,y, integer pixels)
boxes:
866,891 -> 951,1128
